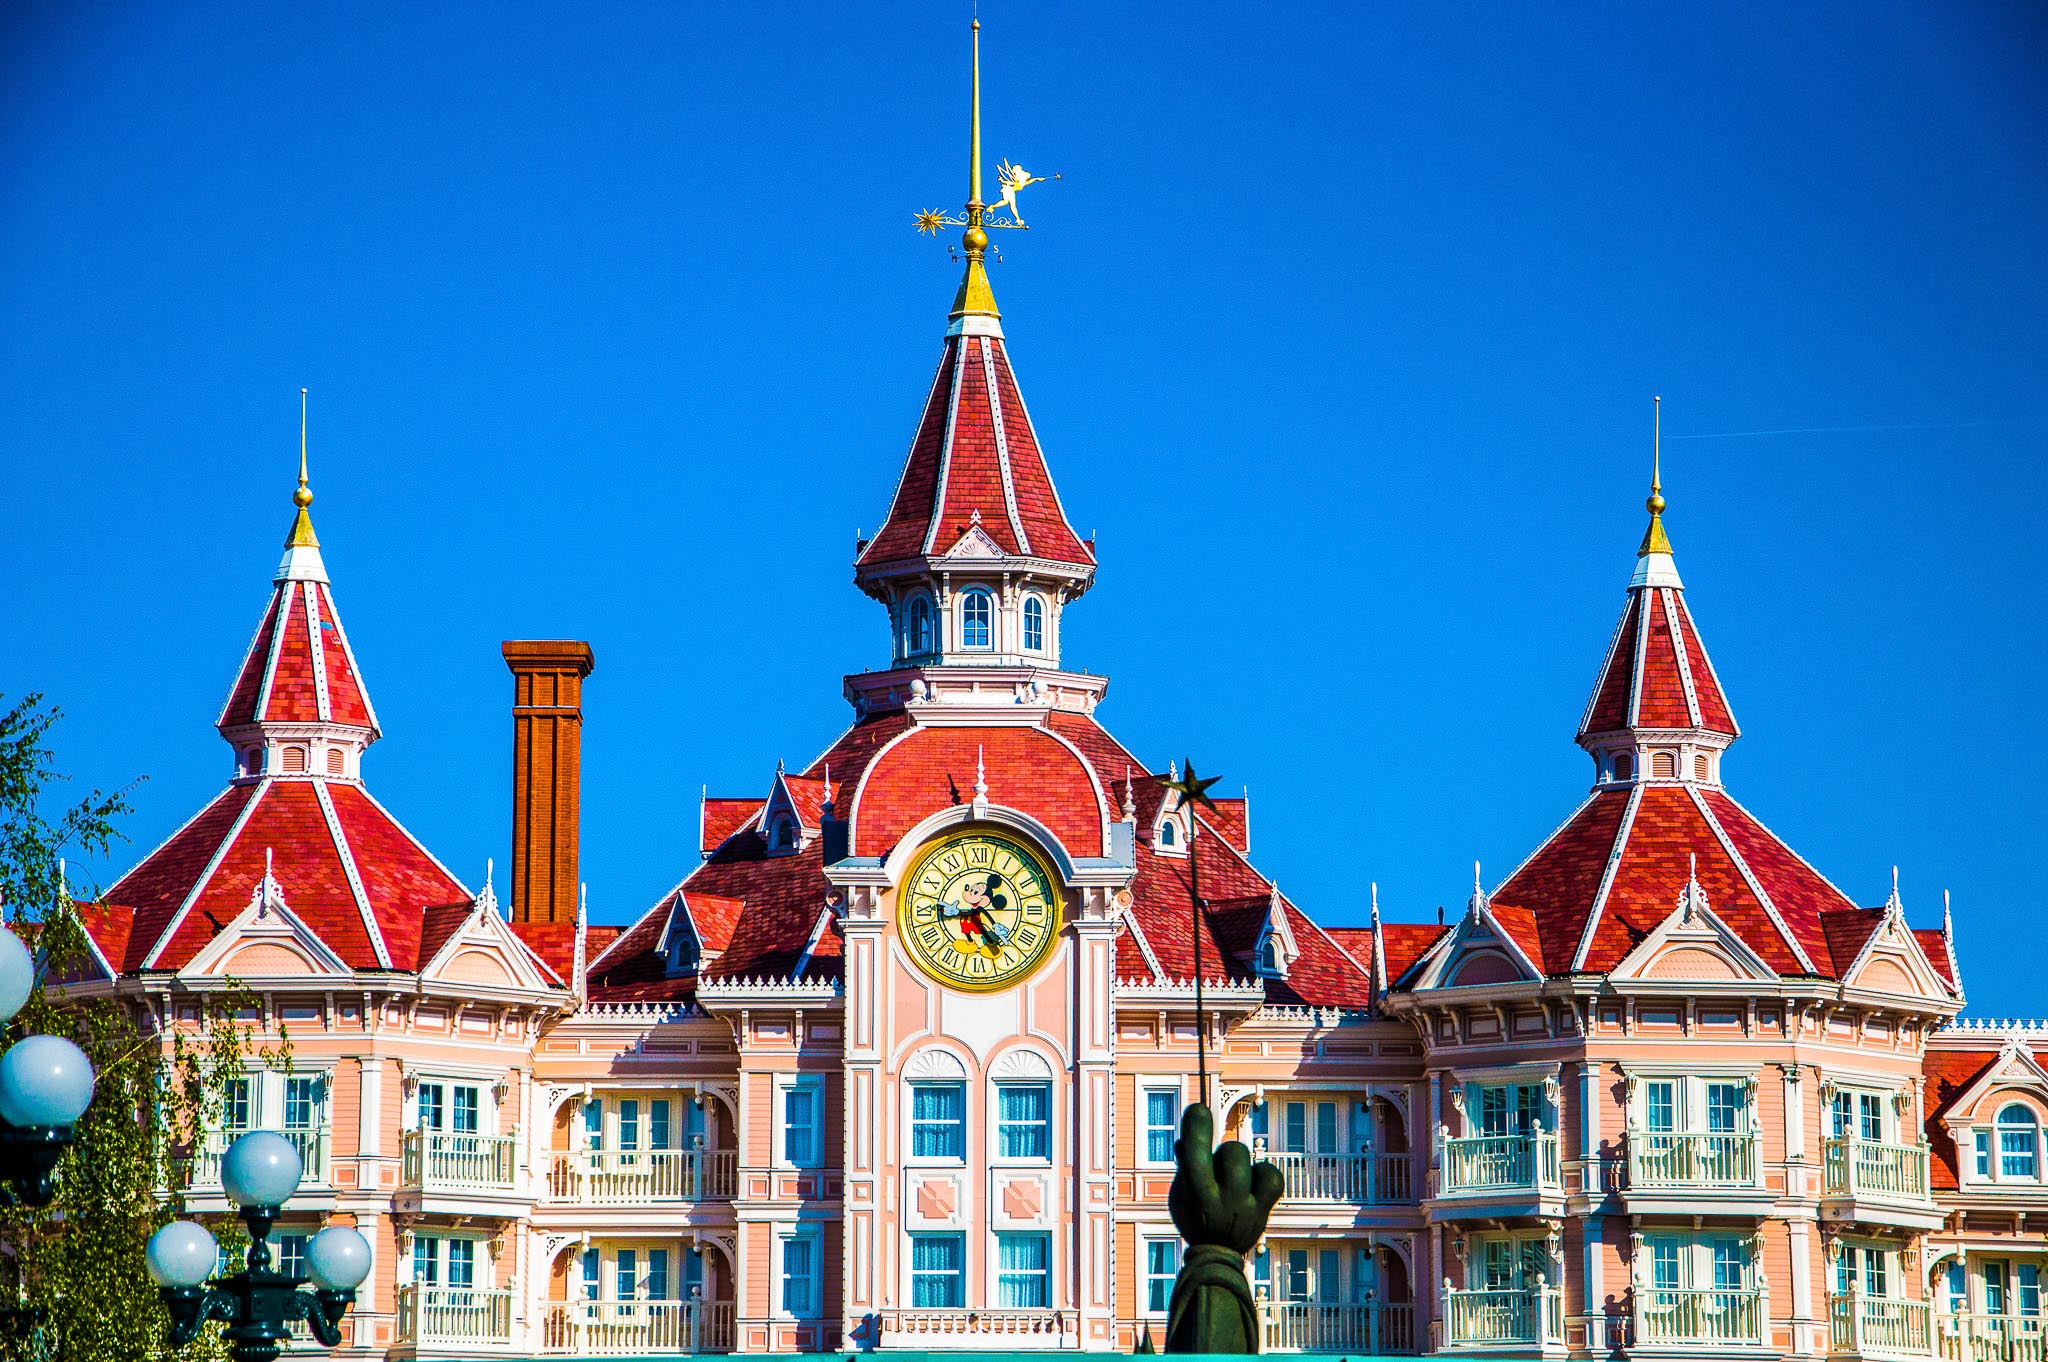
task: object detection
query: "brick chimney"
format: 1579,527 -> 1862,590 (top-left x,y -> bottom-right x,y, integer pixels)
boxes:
502,641 -> 595,925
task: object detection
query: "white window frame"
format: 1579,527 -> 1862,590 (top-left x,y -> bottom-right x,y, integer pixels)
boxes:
994,1080 -> 1052,1164
1142,1236 -> 1179,1316
908,1231 -> 968,1309
776,1227 -> 820,1319
1141,1084 -> 1181,1167
776,1077 -> 824,1169
908,1079 -> 968,1165
958,588 -> 994,652
994,1230 -> 1052,1308
1463,1232 -> 1552,1291
1625,1069 -> 1756,1134
906,594 -> 937,657
1020,594 -> 1046,654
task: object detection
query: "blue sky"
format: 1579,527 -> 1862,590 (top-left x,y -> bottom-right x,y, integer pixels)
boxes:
4,3 -> 2044,1010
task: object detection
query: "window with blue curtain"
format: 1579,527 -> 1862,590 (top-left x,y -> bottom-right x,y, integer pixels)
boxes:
651,1099 -> 671,1149
2000,1104 -> 2039,1178
1022,596 -> 1044,651
1145,1240 -> 1178,1313
1946,1262 -> 1967,1313
1712,1238 -> 1744,1291
285,1075 -> 320,1132
909,597 -> 935,654
1707,1082 -> 1744,1134
2023,1263 -> 2042,1317
1986,1262 -> 2008,1314
581,1248 -> 599,1311
998,1083 -> 1051,1160
1250,1101 -> 1268,1142
783,1084 -> 818,1165
782,1234 -> 816,1316
1977,1130 -> 1993,1177
620,1099 -> 641,1151
961,590 -> 992,650
448,1239 -> 476,1291
223,1077 -> 252,1131
648,1249 -> 669,1301
415,1236 -> 440,1287
453,1086 -> 481,1135
1146,1090 -> 1178,1163
997,1233 -> 1050,1308
584,1098 -> 603,1151
911,1234 -> 965,1307
616,1249 -> 637,1302
911,1082 -> 966,1159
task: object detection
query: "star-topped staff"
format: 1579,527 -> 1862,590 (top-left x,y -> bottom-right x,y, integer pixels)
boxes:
913,18 -> 1060,290
1161,758 -> 1223,1105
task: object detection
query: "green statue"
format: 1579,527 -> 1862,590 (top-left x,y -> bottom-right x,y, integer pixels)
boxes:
1164,1102 -> 1282,1353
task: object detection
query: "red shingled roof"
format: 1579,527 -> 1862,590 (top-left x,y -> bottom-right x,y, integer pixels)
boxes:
1578,581 -> 1735,740
219,580 -> 376,734
857,333 -> 1092,569
702,799 -> 761,854
851,724 -> 1107,860
1925,1047 -> 2001,1190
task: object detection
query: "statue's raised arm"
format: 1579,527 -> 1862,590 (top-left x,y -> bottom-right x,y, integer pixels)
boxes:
1163,1102 -> 1282,1353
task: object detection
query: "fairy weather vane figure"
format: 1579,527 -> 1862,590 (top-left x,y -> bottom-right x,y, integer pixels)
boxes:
1153,759 -> 1282,1354
912,18 -> 1061,262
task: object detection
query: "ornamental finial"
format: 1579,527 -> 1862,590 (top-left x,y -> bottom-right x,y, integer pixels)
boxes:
913,18 -> 1060,322
1638,396 -> 1672,558
287,387 -> 320,548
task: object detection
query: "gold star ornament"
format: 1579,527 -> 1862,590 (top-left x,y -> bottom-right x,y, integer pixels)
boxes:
1162,759 -> 1223,816
915,209 -> 959,236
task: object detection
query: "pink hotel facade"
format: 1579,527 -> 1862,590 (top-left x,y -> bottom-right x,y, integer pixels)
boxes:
57,179 -> 2048,1362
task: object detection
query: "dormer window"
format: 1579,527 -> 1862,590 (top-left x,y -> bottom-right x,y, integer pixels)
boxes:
1652,751 -> 1678,779
326,749 -> 345,776
1694,753 -> 1711,781
1159,820 -> 1177,849
908,596 -> 935,656
1614,754 -> 1634,781
282,746 -> 308,774
1022,595 -> 1045,652
769,817 -> 798,853
2000,1103 -> 2040,1179
961,589 -> 993,650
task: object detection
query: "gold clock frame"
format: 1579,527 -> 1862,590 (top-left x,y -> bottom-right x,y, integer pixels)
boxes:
896,829 -> 1063,993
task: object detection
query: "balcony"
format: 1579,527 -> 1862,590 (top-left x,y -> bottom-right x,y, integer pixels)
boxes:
403,1130 -> 519,1192
540,1299 -> 735,1354
1935,1312 -> 2046,1361
398,1285 -> 516,1346
1442,1285 -> 1564,1349
1830,1293 -> 1933,1359
189,1128 -> 329,1189
1629,1131 -> 1758,1189
545,1149 -> 736,1204
1258,1301 -> 1416,1354
1441,1133 -> 1560,1194
1823,1138 -> 1942,1230
1637,1287 -> 1768,1348
876,1309 -> 1079,1350
1262,1150 -> 1414,1204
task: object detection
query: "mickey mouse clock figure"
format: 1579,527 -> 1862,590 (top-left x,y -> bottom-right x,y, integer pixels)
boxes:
898,831 -> 1060,991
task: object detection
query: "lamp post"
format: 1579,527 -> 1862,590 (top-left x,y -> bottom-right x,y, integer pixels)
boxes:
146,1131 -> 372,1362
0,927 -> 97,1206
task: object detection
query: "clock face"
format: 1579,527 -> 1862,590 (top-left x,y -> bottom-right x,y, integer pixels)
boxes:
898,831 -> 1061,992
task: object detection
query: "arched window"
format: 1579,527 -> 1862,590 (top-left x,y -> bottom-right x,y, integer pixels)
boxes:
326,748 -> 345,776
244,749 -> 262,776
1652,751 -> 1678,779
1022,596 -> 1045,652
1999,1103 -> 2039,1179
961,590 -> 993,650
1614,754 -> 1634,781
1159,819 -> 1177,849
770,818 -> 797,852
282,747 -> 307,774
1693,753 -> 1711,781
908,597 -> 935,655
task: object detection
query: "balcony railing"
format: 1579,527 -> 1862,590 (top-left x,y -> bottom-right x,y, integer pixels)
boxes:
1637,1287 -> 1766,1346
1824,1137 -> 1932,1202
545,1149 -> 737,1203
1259,1301 -> 1416,1354
398,1286 -> 515,1344
1440,1133 -> 1561,1195
402,1130 -> 519,1191
540,1299 -> 735,1353
878,1309 -> 1079,1346
190,1128 -> 329,1188
1628,1131 -> 1759,1190
1259,1150 -> 1414,1203
1443,1285 -> 1564,1347
1830,1294 -> 1933,1358
1936,1312 -> 2047,1361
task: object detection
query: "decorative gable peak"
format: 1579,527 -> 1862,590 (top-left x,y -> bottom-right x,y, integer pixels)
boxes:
1253,885 -> 1298,979
1577,409 -> 1740,792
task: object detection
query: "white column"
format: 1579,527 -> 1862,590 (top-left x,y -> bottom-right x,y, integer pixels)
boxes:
839,913 -> 887,1348
1782,1063 -> 1806,1200
1790,1219 -> 1814,1332
1073,905 -> 1119,1351
359,1056 -> 384,1191
1581,1061 -> 1601,1161
1585,1215 -> 1603,1316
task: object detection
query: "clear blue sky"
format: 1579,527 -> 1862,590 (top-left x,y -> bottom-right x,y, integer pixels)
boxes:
4,3 -> 2044,1011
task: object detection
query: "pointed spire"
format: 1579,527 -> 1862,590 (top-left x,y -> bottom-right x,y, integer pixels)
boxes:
973,744 -> 989,804
1883,864 -> 1905,921
573,882 -> 589,1003
1638,396 -> 1671,558
1678,851 -> 1710,924
1466,860 -> 1487,920
1122,765 -> 1137,822
288,387 -> 319,549
950,17 -> 1000,323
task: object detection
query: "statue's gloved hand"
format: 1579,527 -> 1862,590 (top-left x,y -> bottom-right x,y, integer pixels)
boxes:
1168,1102 -> 1282,1254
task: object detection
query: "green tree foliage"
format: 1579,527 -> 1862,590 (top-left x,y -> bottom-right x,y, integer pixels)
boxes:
0,695 -> 285,1362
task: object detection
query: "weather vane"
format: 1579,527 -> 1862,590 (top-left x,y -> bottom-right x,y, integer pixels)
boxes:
913,19 -> 1060,250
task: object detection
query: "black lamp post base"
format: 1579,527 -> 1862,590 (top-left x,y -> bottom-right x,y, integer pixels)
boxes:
0,1122 -> 72,1208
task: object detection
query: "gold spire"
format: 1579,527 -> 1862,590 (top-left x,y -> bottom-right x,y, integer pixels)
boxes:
287,386 -> 320,548
1637,394 -> 1672,557
950,17 -> 999,320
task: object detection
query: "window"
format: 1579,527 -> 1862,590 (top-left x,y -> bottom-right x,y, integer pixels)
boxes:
1614,754 -> 1634,780
285,1075 -> 321,1132
961,590 -> 992,650
997,1083 -> 1050,1160
782,1082 -> 820,1167
1145,1240 -> 1179,1314
1645,1081 -> 1677,1134
278,1233 -> 309,1280
908,597 -> 935,655
1712,1239 -> 1744,1291
648,1249 -> 670,1301
780,1232 -> 817,1316
1283,1248 -> 1309,1303
651,1099 -> 672,1150
911,1082 -> 966,1160
448,1239 -> 475,1290
1145,1089 -> 1178,1163
581,1248 -> 600,1306
615,1249 -> 637,1302
1693,753 -> 1711,781
1477,1084 -> 1540,1137
223,1078 -> 252,1132
1706,1082 -> 1744,1133
1652,1240 -> 1680,1291
453,1086 -> 481,1135
1946,1261 -> 1967,1314
325,748 -> 345,775
283,746 -> 308,773
1976,1129 -> 1993,1178
770,818 -> 797,852
910,1233 -> 965,1307
1480,1238 -> 1545,1290
1986,1261 -> 2008,1314
1830,1089 -> 1886,1143
2023,1263 -> 2042,1317
997,1232 -> 1050,1308
584,1098 -> 604,1151
1652,751 -> 1677,778
1158,819 -> 1176,848
620,1099 -> 641,1151
1022,596 -> 1045,652
1999,1104 -> 2039,1179
415,1236 -> 440,1287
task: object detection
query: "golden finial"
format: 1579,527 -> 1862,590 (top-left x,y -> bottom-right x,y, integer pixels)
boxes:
912,17 -> 1060,321
286,386 -> 320,548
1638,395 -> 1672,557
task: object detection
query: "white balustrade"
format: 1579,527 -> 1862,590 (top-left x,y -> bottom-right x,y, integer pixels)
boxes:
1260,1150 -> 1414,1203
540,1299 -> 735,1353
191,1127 -> 328,1188
1830,1293 -> 1934,1357
1440,1132 -> 1561,1194
1628,1131 -> 1758,1189
1935,1312 -> 2048,1362
1259,1301 -> 1415,1353
1824,1137 -> 1932,1201
545,1148 -> 737,1203
398,1286 -> 516,1344
1443,1285 -> 1565,1347
1637,1287 -> 1766,1346
402,1130 -> 519,1190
